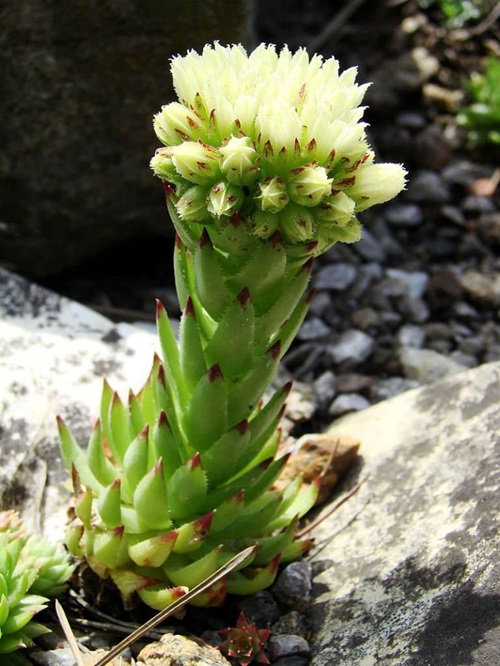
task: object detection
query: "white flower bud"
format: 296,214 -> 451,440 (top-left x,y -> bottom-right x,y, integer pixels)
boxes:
288,165 -> 332,207
207,181 -> 244,218
170,142 -> 221,185
219,136 -> 258,185
346,163 -> 408,212
256,177 -> 289,213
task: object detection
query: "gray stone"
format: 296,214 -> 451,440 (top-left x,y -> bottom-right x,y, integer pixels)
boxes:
370,376 -> 420,402
0,0 -> 254,278
407,170 -> 450,204
328,393 -> 371,417
327,329 -> 375,368
272,611 -> 311,638
0,269 -> 157,535
310,362 -> 500,665
313,371 -> 337,408
268,635 -> 311,661
354,228 -> 387,263
314,263 -> 358,291
386,269 -> 429,300
399,346 -> 468,384
397,324 -> 425,349
297,316 -> 330,341
384,203 -> 423,227
272,561 -> 313,611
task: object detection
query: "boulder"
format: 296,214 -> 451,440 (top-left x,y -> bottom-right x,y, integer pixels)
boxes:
0,0 -> 254,278
0,267 -> 158,535
309,361 -> 500,665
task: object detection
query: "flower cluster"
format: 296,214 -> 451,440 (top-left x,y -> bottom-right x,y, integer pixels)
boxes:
151,43 -> 406,253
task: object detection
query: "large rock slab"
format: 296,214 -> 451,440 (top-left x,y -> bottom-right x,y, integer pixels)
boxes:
0,268 -> 158,535
310,362 -> 499,665
0,0 -> 254,278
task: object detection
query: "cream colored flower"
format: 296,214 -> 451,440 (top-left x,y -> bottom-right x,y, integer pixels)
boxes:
152,43 -> 407,252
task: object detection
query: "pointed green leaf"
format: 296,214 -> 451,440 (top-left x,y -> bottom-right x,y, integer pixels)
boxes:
167,454 -> 208,521
92,526 -> 130,569
97,479 -> 122,528
255,258 -> 312,349
182,364 -> 227,452
204,287 -> 255,380
173,234 -> 191,311
194,229 -> 231,320
87,419 -> 116,487
226,554 -> 281,595
122,426 -> 149,499
150,412 -> 184,482
210,490 -> 245,533
128,389 -> 145,437
250,517 -> 299,566
156,300 -> 187,409
273,291 -> 310,356
172,512 -> 214,553
227,341 -> 282,425
57,417 -> 100,492
164,546 -> 222,588
179,297 -> 207,390
107,392 -> 132,466
222,491 -> 281,539
128,531 -> 178,568
133,459 -> 171,530
201,420 -> 251,486
266,477 -> 320,531
227,232 -> 287,315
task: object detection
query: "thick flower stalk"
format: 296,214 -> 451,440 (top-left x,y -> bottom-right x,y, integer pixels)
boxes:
0,511 -> 74,661
60,43 -> 406,612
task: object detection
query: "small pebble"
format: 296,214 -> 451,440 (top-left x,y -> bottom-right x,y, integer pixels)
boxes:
328,393 -> 371,417
268,634 -> 311,661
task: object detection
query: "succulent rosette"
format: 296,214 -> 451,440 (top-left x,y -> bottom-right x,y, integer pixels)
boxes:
60,43 -> 406,612
0,511 -> 74,661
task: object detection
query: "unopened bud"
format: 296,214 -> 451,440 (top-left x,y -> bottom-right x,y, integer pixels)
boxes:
154,102 -> 203,145
317,191 -> 355,227
220,136 -> 258,185
346,163 -> 407,212
207,181 -> 244,218
288,164 -> 332,207
257,176 -> 289,213
252,209 -> 280,239
281,203 -> 314,243
176,185 -> 209,222
171,142 -> 221,185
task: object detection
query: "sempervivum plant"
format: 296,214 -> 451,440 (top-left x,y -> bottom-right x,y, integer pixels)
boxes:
0,511 -> 74,662
59,43 -> 406,611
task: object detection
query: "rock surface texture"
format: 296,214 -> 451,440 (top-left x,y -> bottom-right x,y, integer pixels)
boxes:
309,361 -> 500,665
0,268 -> 158,535
0,0 -> 254,278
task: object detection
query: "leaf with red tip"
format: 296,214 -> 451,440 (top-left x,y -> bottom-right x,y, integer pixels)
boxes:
182,363 -> 227,452
227,234 -> 287,315
194,229 -> 231,320
255,258 -> 312,349
133,459 -> 171,530
97,479 -> 122,528
204,287 -> 255,380
226,554 -> 281,596
227,342 -> 282,425
179,297 -> 207,390
156,300 -> 187,409
167,453 -> 208,521
128,530 -> 178,568
201,421 -> 251,485
172,511 -> 214,553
